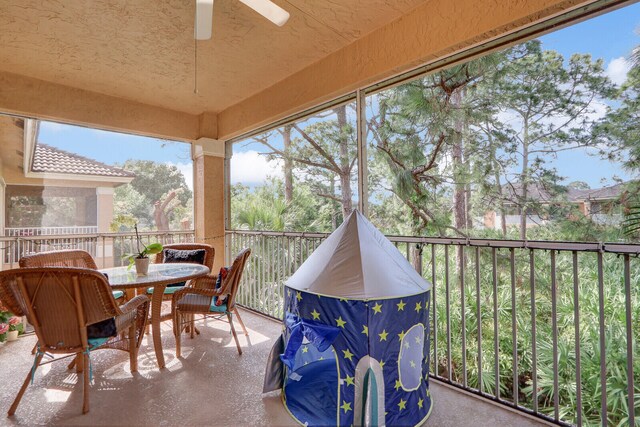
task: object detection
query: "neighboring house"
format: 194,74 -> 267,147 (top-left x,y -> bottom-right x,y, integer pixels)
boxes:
0,116 -> 134,266
481,181 -> 629,230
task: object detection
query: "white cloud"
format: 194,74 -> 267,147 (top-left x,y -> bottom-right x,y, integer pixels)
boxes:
166,161 -> 194,191
605,57 -> 631,86
231,150 -> 282,184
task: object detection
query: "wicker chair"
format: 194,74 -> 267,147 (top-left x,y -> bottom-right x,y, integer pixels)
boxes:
19,250 -> 125,302
172,248 -> 251,357
0,267 -> 150,415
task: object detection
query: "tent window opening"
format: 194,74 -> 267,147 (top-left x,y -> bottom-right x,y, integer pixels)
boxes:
398,323 -> 425,391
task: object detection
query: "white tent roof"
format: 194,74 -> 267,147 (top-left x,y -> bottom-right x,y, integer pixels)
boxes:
286,210 -> 431,299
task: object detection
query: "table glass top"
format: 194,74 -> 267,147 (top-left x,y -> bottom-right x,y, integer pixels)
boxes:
100,263 -> 210,287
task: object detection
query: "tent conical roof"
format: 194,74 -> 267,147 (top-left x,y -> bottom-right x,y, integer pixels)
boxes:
286,210 -> 431,299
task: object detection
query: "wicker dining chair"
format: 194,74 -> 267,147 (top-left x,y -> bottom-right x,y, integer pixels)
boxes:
0,267 -> 150,415
19,250 -> 126,302
150,243 -> 215,300
144,244 -> 215,334
171,248 -> 251,357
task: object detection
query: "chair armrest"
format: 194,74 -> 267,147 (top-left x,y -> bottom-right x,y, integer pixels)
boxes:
188,274 -> 218,290
171,286 -> 225,313
119,295 -> 150,315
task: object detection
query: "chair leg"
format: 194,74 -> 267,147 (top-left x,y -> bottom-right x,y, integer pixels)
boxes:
129,323 -> 138,373
82,352 -> 90,414
8,352 -> 44,416
67,358 -> 76,370
189,314 -> 195,339
175,312 -> 182,358
233,308 -> 249,336
31,342 -> 38,355
227,312 -> 242,356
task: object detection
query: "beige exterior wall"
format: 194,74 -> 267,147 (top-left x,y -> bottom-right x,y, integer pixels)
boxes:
192,139 -> 225,270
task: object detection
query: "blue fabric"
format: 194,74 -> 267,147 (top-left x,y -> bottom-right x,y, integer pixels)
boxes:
147,286 -> 184,295
112,290 -> 124,299
280,313 -> 341,370
88,337 -> 110,348
208,302 -> 227,313
281,286 -> 432,427
284,359 -> 338,427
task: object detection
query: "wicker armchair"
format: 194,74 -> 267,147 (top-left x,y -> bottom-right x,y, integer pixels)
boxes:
19,250 -> 125,302
151,243 -> 215,300
172,248 -> 251,357
0,267 -> 150,415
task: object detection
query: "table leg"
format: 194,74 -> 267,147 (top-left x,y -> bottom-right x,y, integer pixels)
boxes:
151,284 -> 167,369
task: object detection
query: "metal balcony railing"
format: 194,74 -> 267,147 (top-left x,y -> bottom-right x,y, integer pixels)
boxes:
226,229 -> 640,427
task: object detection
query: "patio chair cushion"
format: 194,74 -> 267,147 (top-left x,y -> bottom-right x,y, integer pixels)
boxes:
112,290 -> 124,300
163,248 -> 207,288
87,317 -> 116,340
209,301 -> 228,313
213,266 -> 230,306
146,285 -> 184,295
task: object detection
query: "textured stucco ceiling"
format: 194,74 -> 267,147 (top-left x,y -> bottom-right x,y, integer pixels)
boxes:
0,0 -> 428,115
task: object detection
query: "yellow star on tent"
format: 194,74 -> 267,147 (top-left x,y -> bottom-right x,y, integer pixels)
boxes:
344,375 -> 355,386
302,346 -> 309,353
378,330 -> 388,342
398,399 -> 407,411
396,300 -> 406,311
311,309 -> 320,320
398,330 -> 406,340
410,360 -> 416,368
296,292 -> 303,302
362,325 -> 369,336
336,316 -> 347,328
415,301 -> 422,312
287,290 -> 291,298
342,348 -> 354,361
394,379 -> 402,390
340,401 -> 352,413
379,360 -> 385,369
418,398 -> 424,409
319,356 -> 324,360
372,302 -> 383,314
339,298 -> 348,302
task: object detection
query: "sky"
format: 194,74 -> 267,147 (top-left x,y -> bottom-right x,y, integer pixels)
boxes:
36,2 -> 640,189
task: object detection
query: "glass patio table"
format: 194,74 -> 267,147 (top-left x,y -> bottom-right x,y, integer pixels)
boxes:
100,263 -> 210,369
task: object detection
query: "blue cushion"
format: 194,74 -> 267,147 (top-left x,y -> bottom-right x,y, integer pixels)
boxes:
88,337 -> 110,349
147,286 -> 185,295
112,290 -> 124,300
209,302 -> 228,313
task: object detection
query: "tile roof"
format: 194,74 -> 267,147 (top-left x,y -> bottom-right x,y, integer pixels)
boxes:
31,144 -> 135,178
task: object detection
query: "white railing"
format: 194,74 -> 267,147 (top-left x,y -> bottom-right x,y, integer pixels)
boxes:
5,226 -> 99,236
0,230 -> 195,270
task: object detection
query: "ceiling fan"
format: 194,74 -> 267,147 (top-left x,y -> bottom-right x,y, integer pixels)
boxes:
195,0 -> 290,40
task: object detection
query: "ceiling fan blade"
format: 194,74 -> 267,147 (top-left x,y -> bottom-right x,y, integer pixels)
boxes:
195,0 -> 214,40
239,0 -> 290,27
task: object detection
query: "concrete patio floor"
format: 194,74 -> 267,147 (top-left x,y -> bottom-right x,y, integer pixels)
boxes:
0,309 -> 547,426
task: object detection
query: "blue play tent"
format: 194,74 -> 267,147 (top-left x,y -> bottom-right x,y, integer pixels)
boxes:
265,211 -> 433,427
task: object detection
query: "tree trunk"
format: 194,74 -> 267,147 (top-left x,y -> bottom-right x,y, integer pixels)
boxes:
282,124 -> 294,205
335,106 -> 353,219
451,90 -> 467,235
519,121 -> 530,240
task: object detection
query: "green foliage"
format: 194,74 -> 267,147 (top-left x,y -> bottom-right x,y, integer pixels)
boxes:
113,160 -> 192,230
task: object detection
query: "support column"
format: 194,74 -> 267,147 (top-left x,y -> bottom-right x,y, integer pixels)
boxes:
96,187 -> 114,268
192,138 -> 225,271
